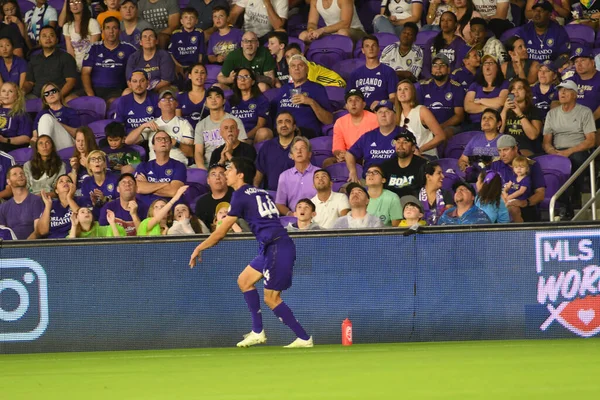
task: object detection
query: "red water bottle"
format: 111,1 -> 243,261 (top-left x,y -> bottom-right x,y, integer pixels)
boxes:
342,318 -> 353,346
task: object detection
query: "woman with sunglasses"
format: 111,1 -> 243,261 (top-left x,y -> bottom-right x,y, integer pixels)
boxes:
62,0 -> 101,71
32,82 -> 82,151
37,174 -> 80,239
68,126 -> 99,196
394,79 -> 446,158
23,135 -> 66,195
230,67 -> 272,144
0,81 -> 31,152
0,37 -> 26,88
80,149 -> 118,219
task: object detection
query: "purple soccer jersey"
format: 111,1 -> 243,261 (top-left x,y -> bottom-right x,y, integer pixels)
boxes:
571,72 -> 600,114
451,67 -> 477,91
273,81 -> 332,136
0,108 -> 32,138
463,133 -> 503,157
348,64 -> 398,105
125,49 -> 176,90
507,175 -> 532,201
467,80 -> 510,123
490,159 -> 546,192
168,28 -> 205,67
34,106 -> 81,132
348,126 -> 398,172
99,196 -> 149,236
80,173 -> 119,208
517,21 -> 570,62
230,95 -> 270,133
416,79 -> 465,125
207,28 -> 243,57
83,41 -> 137,89
46,198 -> 78,238
426,37 -> 470,72
135,158 -> 187,206
114,92 -> 160,132
255,137 -> 294,191
0,56 -> 27,85
531,83 -> 557,119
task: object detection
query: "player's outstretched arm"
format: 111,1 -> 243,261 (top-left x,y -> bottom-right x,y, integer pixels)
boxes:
189,215 -> 239,268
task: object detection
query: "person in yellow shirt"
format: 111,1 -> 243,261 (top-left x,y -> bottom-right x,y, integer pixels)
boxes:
284,43 -> 345,88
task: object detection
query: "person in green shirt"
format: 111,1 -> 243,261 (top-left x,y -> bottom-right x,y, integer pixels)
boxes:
137,185 -> 189,236
365,164 -> 403,226
217,31 -> 277,91
68,207 -> 126,238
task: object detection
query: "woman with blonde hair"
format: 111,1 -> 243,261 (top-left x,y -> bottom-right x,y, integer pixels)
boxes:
394,79 -> 446,158
68,126 -> 99,196
80,149 -> 118,218
23,135 -> 66,195
137,185 -> 189,236
0,81 -> 31,152
32,82 -> 82,150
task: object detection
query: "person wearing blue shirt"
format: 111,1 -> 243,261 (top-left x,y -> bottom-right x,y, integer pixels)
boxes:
438,180 -> 492,225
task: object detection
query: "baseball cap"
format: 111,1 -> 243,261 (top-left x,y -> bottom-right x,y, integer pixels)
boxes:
556,80 -> 578,92
345,182 -> 369,199
206,86 -> 225,98
540,59 -> 557,72
373,99 -> 396,113
496,135 -> 518,149
532,0 -> 553,12
481,54 -> 498,64
121,0 -> 137,5
453,180 -> 476,197
400,195 -> 423,213
394,129 -> 418,146
130,68 -> 148,80
345,88 -> 365,102
570,44 -> 594,60
432,53 -> 450,66
117,173 -> 135,184
159,88 -> 176,99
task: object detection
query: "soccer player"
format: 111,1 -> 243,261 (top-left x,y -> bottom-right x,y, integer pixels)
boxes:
189,157 -> 313,348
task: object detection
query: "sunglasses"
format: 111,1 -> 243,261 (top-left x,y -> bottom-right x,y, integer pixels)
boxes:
43,88 -> 58,97
403,118 -> 410,128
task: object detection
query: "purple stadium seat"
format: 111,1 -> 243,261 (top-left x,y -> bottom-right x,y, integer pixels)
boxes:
415,31 -> 438,50
357,0 -> 381,34
287,13 -> 308,38
323,124 -> 334,136
443,131 -> 480,159
288,37 -> 306,54
279,216 -> 297,227
325,86 -> 346,111
186,168 -> 209,204
18,0 -> 34,14
106,97 -> 121,119
306,35 -> 353,70
326,162 -> 363,192
333,58 -> 366,83
333,109 -> 349,122
88,119 -> 114,139
437,158 -> 464,192
310,136 -> 333,167
68,96 -> 107,125
187,167 -> 208,185
130,144 -> 147,161
205,64 -> 221,86
565,24 -> 595,45
9,147 -> 33,165
534,155 -> 572,210
499,26 -> 521,43
57,146 -> 75,164
354,33 -> 399,59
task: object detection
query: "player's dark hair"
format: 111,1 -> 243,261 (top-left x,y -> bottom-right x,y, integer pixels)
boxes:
103,16 -> 120,29
504,36 -> 523,53
296,198 -> 316,212
105,122 -> 126,138
181,7 -> 199,18
230,157 -> 256,185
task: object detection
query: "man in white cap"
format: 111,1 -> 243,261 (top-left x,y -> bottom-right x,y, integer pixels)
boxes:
543,79 -> 595,213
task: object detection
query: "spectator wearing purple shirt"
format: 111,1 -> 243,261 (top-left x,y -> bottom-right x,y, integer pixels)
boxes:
349,35 -> 398,111
416,53 -> 465,137
346,100 -> 399,182
82,17 -> 137,103
125,28 -> 175,92
207,6 -> 243,64
570,46 -> 600,128
451,46 -> 481,91
275,136 -> 318,217
459,108 -> 504,174
0,81 -> 32,153
230,67 -> 272,143
0,165 -> 44,239
490,135 -> 545,222
531,59 -> 558,121
120,0 -> 154,49
168,8 -> 205,70
99,173 -> 149,236
0,37 -> 26,87
516,1 -> 570,63
189,157 -> 313,349
135,130 -> 186,206
114,69 -> 160,132
176,63 -> 210,129
37,174 -> 81,239
254,111 -> 296,191
423,12 -> 469,78
33,82 -> 81,151
464,54 -> 509,127
272,54 -> 333,137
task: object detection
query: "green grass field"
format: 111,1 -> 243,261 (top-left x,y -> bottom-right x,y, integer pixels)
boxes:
1,339 -> 599,399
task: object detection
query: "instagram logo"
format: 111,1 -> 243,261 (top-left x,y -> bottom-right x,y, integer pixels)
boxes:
0,259 -> 49,341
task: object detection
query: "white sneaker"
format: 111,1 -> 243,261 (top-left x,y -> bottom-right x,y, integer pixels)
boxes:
284,336 -> 314,348
236,330 -> 267,347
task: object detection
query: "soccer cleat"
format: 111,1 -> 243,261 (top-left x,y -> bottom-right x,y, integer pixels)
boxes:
236,330 -> 267,347
284,336 -> 314,348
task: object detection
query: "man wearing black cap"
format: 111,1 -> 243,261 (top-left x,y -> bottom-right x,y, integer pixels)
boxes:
331,182 -> 384,229
516,0 -> 570,62
325,88 -> 378,168
438,181 -> 491,225
380,129 -> 427,198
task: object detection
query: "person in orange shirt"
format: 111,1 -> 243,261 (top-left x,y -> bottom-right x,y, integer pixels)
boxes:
324,88 -> 379,167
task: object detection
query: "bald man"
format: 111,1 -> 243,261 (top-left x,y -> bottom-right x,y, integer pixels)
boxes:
209,118 -> 257,166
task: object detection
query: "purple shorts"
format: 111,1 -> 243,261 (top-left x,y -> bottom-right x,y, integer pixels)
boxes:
249,237 -> 296,291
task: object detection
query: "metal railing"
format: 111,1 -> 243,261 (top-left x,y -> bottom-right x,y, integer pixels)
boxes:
549,146 -> 600,221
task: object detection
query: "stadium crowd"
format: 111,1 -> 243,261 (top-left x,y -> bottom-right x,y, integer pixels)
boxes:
0,0 -> 598,239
